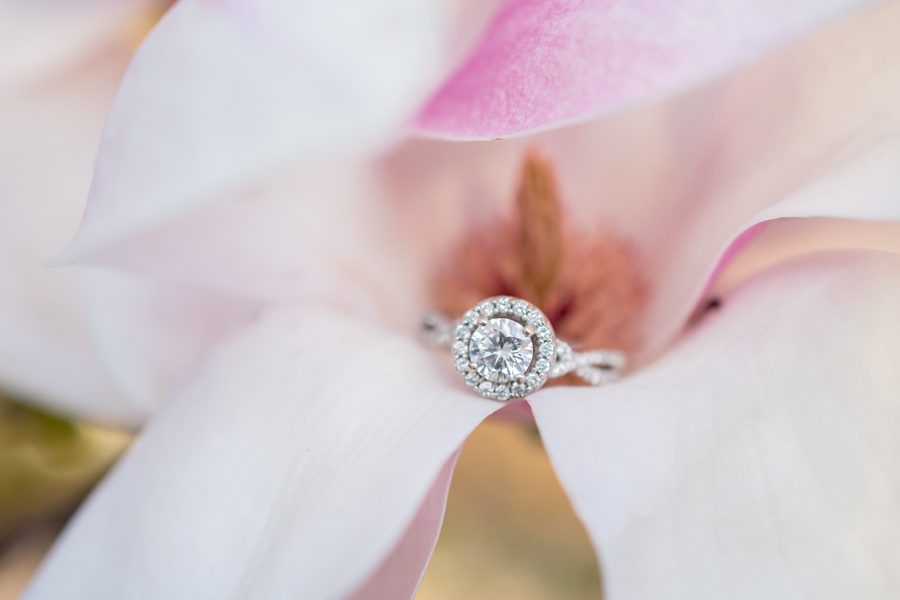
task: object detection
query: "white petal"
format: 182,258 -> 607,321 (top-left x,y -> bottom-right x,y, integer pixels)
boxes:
81,270 -> 255,422
531,250 -> 900,599
63,0 -> 459,262
26,310 -> 498,599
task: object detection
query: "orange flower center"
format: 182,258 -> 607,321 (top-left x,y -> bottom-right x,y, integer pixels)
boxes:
430,152 -> 647,383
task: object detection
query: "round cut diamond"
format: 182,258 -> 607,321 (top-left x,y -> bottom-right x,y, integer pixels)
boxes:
469,318 -> 535,383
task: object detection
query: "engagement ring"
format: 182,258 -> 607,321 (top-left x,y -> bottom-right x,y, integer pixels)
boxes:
421,296 -> 626,401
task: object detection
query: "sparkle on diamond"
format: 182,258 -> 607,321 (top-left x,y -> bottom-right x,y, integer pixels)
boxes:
469,318 -> 534,383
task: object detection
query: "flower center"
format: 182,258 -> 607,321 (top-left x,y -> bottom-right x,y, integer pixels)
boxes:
431,151 -> 647,376
469,317 -> 535,382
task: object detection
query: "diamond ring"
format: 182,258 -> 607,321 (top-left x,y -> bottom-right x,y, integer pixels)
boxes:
421,296 -> 626,401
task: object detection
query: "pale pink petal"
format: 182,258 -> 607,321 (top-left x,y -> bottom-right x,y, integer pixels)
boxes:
531,251 -> 900,599
349,453 -> 459,599
0,0 -> 157,92
81,270 -> 255,423
62,0 -> 465,264
637,1 -> 900,354
414,0 -> 876,139
710,218 -> 900,296
25,310 -> 498,599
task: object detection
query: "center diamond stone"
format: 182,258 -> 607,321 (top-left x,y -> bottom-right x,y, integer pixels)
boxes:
469,318 -> 534,383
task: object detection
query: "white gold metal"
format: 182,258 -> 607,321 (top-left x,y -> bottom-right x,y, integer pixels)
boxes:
421,296 -> 626,401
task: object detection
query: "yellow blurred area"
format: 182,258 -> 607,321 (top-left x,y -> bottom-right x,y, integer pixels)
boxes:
418,419 -> 601,599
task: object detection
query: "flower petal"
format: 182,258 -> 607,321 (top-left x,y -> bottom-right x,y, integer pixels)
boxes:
62,0 -> 462,263
414,0 -> 875,139
81,270 -> 255,424
349,453 -> 458,599
638,0 -> 900,354
710,217 -> 900,297
25,310 -> 498,599
531,250 -> 900,599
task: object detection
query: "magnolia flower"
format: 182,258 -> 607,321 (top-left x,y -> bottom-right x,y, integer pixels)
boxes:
6,1 -> 900,598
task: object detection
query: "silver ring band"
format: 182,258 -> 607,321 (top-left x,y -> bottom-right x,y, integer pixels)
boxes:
421,296 -> 626,401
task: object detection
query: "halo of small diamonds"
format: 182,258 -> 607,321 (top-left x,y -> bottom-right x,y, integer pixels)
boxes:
453,297 -> 556,401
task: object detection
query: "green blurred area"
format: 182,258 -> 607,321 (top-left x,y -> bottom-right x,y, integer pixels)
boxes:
0,395 -> 127,541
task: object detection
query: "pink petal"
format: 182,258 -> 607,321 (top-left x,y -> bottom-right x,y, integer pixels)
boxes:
62,0 -> 465,264
415,0 -> 876,139
25,310 -> 499,598
349,453 -> 459,599
531,250 -> 900,598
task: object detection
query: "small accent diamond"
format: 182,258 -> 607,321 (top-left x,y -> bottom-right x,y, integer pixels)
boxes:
478,300 -> 496,316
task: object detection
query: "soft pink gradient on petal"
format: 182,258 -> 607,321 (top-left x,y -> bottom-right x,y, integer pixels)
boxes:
349,453 -> 459,600
710,217 -> 900,296
697,221 -> 768,297
531,250 -> 900,599
414,0 -> 876,139
25,310 -> 499,599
